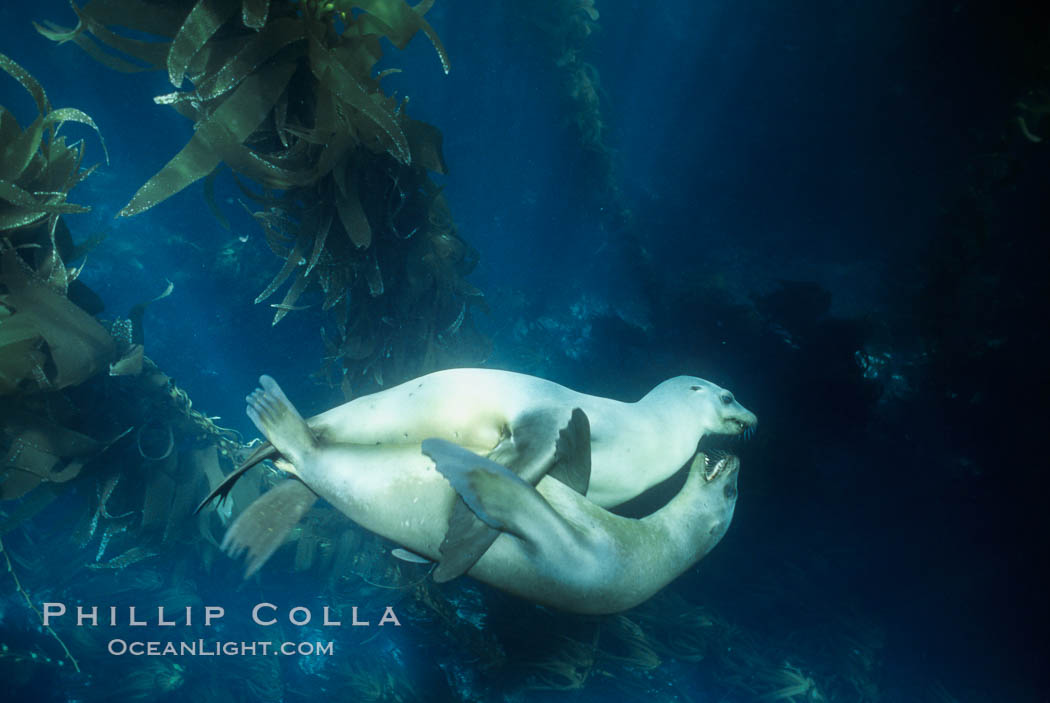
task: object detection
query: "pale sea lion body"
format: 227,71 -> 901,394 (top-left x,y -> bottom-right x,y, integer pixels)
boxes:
245,376 -> 741,614
303,368 -> 755,507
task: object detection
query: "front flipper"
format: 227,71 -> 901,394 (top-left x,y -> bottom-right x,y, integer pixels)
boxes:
423,441 -> 532,535
545,408 -> 590,495
423,439 -> 573,566
434,503 -> 499,582
221,479 -> 319,578
425,409 -> 591,582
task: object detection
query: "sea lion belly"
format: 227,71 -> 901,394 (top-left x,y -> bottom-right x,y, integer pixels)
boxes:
309,369 -> 565,452
301,443 -> 457,559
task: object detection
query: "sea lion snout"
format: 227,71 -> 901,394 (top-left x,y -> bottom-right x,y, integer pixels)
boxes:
724,407 -> 758,436
675,376 -> 758,439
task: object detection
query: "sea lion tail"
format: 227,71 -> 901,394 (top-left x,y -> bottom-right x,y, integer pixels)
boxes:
245,375 -> 316,469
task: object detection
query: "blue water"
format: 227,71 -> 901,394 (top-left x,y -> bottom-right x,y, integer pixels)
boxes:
1,1 -> 1047,701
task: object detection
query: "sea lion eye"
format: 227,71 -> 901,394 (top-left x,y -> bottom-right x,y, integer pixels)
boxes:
720,393 -> 734,405
690,385 -> 701,391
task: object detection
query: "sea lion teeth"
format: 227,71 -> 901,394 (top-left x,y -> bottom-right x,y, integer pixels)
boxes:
699,449 -> 737,481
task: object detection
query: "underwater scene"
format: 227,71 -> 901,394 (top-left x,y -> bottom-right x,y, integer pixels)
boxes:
1,0 -> 1047,701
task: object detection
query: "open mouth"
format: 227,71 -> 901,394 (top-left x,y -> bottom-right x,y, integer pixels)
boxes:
700,450 -> 738,481
696,417 -> 752,481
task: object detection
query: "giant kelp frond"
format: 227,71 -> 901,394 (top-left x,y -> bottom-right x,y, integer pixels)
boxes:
0,54 -> 115,401
0,245 -> 117,397
127,56 -> 300,218
41,0 -> 487,390
0,55 -> 123,512
521,634 -> 598,691
36,0 -> 446,217
343,0 -> 451,74
34,1 -> 181,74
0,52 -> 106,233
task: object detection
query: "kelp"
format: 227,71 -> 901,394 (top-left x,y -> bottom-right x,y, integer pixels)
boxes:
0,58 -> 130,500
0,408 -> 115,501
0,53 -> 311,703
323,652 -> 420,703
0,52 -> 106,233
35,0 -> 446,210
595,615 -> 661,670
521,634 -> 598,691
41,0 -> 487,389
519,0 -> 610,198
409,580 -> 507,671
514,0 -> 656,324
630,591 -> 720,663
90,658 -> 186,700
3,227 -> 244,571
0,534 -> 81,671
0,247 -> 116,394
0,54 -> 118,400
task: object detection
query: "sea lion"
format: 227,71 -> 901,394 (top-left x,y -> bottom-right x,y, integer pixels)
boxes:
203,369 -> 755,579
217,368 -> 755,500
229,376 -> 740,614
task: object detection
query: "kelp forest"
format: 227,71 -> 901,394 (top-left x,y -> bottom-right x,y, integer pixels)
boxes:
1,1 -> 1048,702
0,2 -> 739,700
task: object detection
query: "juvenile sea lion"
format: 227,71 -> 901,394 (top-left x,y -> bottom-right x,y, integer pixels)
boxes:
229,376 -> 740,614
202,368 -> 754,579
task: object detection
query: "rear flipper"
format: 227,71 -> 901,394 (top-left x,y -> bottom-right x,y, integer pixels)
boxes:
245,375 -> 316,467
222,479 -> 319,578
196,375 -> 314,515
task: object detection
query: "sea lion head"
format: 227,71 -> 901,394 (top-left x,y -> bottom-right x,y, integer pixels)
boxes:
655,376 -> 758,440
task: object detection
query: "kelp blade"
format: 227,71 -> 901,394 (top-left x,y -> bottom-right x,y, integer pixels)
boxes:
350,0 -> 450,73
167,0 -> 240,87
118,59 -> 297,217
